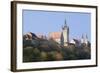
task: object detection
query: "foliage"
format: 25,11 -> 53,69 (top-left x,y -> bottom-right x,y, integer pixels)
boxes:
23,34 -> 91,62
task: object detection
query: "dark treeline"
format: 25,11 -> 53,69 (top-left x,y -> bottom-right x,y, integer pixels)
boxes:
23,33 -> 91,62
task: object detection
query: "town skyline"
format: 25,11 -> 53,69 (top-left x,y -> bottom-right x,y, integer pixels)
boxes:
23,10 -> 91,42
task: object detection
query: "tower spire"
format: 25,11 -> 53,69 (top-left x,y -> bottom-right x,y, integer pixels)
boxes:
86,34 -> 88,39
82,34 -> 84,38
64,19 -> 67,27
65,19 -> 66,24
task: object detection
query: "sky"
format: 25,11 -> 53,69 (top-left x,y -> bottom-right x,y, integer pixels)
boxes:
23,10 -> 91,42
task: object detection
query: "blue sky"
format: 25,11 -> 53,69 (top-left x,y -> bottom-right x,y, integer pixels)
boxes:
23,10 -> 91,42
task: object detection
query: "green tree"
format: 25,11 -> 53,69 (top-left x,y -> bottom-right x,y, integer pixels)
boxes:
40,51 -> 48,61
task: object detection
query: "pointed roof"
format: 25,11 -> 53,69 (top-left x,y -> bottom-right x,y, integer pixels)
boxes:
82,34 -> 84,38
86,34 -> 88,39
64,19 -> 67,27
62,19 -> 68,30
82,34 -> 88,39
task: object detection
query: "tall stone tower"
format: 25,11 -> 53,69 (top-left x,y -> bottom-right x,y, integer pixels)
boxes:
61,20 -> 69,46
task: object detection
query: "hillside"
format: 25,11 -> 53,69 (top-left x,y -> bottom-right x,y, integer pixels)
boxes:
23,33 -> 91,62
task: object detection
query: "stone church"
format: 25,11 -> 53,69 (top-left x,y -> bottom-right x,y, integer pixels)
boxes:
49,20 -> 69,46
24,20 -> 89,47
49,20 -> 89,46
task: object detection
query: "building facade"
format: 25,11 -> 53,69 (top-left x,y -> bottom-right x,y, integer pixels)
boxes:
49,20 -> 69,46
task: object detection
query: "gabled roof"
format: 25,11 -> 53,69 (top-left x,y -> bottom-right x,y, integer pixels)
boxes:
49,32 -> 61,39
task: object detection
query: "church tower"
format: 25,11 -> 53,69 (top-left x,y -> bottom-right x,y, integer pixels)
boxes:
81,34 -> 88,45
61,19 -> 69,46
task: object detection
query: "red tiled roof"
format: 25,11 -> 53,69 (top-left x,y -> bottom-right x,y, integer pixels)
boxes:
49,32 -> 61,39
